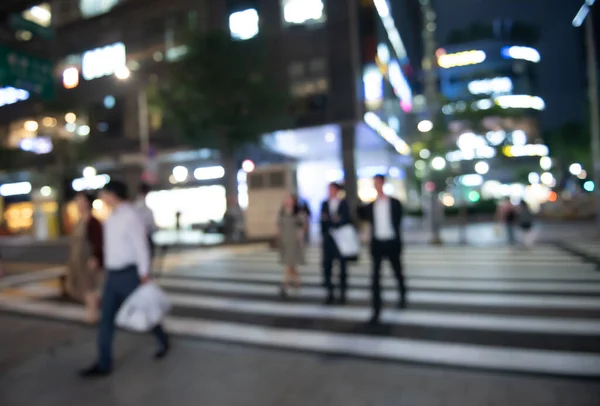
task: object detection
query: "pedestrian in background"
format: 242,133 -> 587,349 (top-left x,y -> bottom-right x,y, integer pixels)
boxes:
496,198 -> 517,246
134,183 -> 158,261
320,182 -> 350,305
80,180 -> 169,378
277,193 -> 306,298
519,200 -> 535,248
358,174 -> 406,325
66,192 -> 104,324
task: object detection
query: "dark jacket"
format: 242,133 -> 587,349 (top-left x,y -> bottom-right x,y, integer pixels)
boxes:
86,216 -> 104,268
320,199 -> 351,237
358,197 -> 403,248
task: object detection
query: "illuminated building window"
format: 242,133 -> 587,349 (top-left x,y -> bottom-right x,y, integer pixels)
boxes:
290,78 -> 329,97
79,0 -> 120,18
437,50 -> 486,68
82,42 -> 127,81
501,46 -> 540,63
22,3 -> 52,27
282,0 -> 325,25
229,9 -> 259,40
0,87 -> 29,108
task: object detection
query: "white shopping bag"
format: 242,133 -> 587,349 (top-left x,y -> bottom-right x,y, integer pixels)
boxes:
116,282 -> 171,332
330,224 -> 361,257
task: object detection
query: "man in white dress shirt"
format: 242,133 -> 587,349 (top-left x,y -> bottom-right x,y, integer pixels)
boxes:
80,180 -> 169,378
358,174 -> 406,324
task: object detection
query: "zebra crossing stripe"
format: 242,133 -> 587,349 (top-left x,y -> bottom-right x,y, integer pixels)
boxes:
159,271 -> 600,293
164,293 -> 600,335
0,297 -> 598,377
157,279 -> 600,309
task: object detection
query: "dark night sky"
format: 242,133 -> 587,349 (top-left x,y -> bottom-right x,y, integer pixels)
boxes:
431,0 -> 586,130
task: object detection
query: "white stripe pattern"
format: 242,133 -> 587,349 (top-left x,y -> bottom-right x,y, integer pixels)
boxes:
1,243 -> 600,377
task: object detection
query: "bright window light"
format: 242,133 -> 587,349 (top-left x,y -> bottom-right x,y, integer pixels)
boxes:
501,46 -> 541,63
0,182 -> 32,197
388,60 -> 412,109
363,65 -> 383,102
282,0 -> 325,25
511,130 -> 527,146
72,174 -> 110,191
23,3 -> 52,27
373,0 -> 407,62
63,67 -> 79,89
172,166 -> 189,182
194,166 -> 225,180
468,77 -> 513,95
364,112 -> 410,155
377,44 -> 390,64
495,95 -> 545,111
460,174 -> 484,186
0,87 -> 29,107
82,42 -> 127,81
438,50 -> 486,68
229,9 -> 259,40
80,0 -> 120,18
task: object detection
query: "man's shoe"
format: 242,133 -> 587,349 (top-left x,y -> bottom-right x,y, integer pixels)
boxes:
367,315 -> 380,325
338,296 -> 347,305
324,294 -> 335,305
79,364 -> 111,378
398,297 -> 407,309
155,343 -> 170,360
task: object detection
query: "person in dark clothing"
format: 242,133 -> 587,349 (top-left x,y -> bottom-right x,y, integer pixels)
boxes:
298,199 -> 311,243
358,174 -> 406,325
496,198 -> 517,245
518,200 -> 535,248
320,182 -> 351,305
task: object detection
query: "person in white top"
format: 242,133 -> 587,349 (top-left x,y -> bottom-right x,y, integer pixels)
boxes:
80,180 -> 169,378
134,183 -> 158,259
358,174 -> 406,325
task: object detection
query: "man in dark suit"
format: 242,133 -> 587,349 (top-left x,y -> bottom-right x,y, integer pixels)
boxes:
320,182 -> 350,304
359,174 -> 406,324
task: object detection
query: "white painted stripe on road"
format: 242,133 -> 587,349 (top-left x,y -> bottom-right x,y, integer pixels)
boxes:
167,293 -> 600,335
160,271 -> 600,293
0,267 -> 65,289
158,279 -> 600,309
169,265 -> 600,280
215,256 -> 585,267
0,298 -> 598,376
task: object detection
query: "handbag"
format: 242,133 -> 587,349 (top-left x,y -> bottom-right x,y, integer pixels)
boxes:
330,224 -> 361,257
116,282 -> 171,332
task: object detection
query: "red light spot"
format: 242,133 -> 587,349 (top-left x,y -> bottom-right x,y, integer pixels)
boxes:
424,181 -> 435,192
548,191 -> 557,202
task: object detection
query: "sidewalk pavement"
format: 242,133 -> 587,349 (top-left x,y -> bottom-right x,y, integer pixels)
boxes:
0,314 -> 599,406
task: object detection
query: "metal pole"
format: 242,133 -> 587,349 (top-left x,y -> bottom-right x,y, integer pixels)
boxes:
585,15 -> 600,227
420,1 -> 442,244
138,87 -> 150,160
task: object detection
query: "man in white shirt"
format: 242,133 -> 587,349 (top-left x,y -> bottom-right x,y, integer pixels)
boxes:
320,182 -> 351,304
134,183 -> 158,259
80,180 -> 169,378
358,174 -> 406,324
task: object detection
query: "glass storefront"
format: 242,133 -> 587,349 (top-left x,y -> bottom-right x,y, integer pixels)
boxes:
146,185 -> 226,229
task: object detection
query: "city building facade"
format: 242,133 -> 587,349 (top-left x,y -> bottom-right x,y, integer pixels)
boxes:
0,0 -> 423,235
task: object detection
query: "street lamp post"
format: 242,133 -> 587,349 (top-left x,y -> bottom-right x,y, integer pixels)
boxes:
574,1 -> 600,227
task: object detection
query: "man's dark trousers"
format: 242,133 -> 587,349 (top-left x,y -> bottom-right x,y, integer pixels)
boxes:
370,239 -> 406,320
323,235 -> 347,298
97,265 -> 168,371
